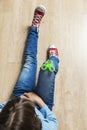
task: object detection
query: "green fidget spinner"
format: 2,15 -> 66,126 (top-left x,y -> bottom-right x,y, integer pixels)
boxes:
41,60 -> 55,72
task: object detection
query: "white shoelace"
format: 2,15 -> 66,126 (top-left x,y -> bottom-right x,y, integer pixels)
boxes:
33,14 -> 43,25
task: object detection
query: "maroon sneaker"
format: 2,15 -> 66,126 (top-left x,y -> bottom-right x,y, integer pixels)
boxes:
48,45 -> 58,58
32,5 -> 46,28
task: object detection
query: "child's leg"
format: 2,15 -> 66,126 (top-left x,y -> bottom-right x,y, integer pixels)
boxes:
13,27 -> 38,97
13,5 -> 46,97
34,56 -> 59,110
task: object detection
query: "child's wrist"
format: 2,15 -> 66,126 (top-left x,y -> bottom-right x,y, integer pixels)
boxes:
36,99 -> 45,108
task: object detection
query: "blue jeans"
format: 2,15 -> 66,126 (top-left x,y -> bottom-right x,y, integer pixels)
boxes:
13,27 -> 59,110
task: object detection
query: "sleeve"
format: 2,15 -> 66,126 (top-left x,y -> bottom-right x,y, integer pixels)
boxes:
0,102 -> 7,112
39,105 -> 58,130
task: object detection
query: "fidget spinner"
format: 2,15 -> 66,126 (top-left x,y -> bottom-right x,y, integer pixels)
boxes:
41,60 -> 55,72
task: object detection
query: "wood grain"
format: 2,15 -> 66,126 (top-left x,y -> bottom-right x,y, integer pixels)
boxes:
0,0 -> 87,130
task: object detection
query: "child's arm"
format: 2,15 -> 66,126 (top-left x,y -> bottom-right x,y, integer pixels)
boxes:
39,105 -> 58,130
24,92 -> 58,130
23,92 -> 45,107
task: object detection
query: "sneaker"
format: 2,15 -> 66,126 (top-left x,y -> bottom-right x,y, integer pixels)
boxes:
48,45 -> 58,58
32,5 -> 46,28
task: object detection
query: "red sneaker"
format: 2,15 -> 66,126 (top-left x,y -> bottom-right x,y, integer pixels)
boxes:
48,45 -> 58,58
32,5 -> 46,28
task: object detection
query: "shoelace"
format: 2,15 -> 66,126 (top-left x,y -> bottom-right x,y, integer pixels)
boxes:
33,14 -> 43,25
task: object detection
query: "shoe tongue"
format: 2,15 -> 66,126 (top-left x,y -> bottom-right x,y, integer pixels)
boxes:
49,48 -> 58,56
35,10 -> 44,16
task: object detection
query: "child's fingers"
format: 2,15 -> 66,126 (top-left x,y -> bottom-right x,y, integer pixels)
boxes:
24,92 -> 29,98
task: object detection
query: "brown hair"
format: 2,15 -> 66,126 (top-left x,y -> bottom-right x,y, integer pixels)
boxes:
0,97 -> 42,130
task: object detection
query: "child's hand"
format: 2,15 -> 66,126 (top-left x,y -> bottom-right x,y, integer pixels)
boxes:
23,92 -> 45,108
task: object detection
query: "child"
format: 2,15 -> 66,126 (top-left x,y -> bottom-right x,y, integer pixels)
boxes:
0,5 -> 59,130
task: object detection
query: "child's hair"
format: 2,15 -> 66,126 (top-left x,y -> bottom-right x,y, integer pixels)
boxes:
0,97 -> 42,130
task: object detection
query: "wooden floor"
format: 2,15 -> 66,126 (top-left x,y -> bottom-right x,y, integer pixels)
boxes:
0,0 -> 87,130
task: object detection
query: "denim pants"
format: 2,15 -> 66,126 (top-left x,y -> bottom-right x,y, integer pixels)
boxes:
13,27 -> 59,110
